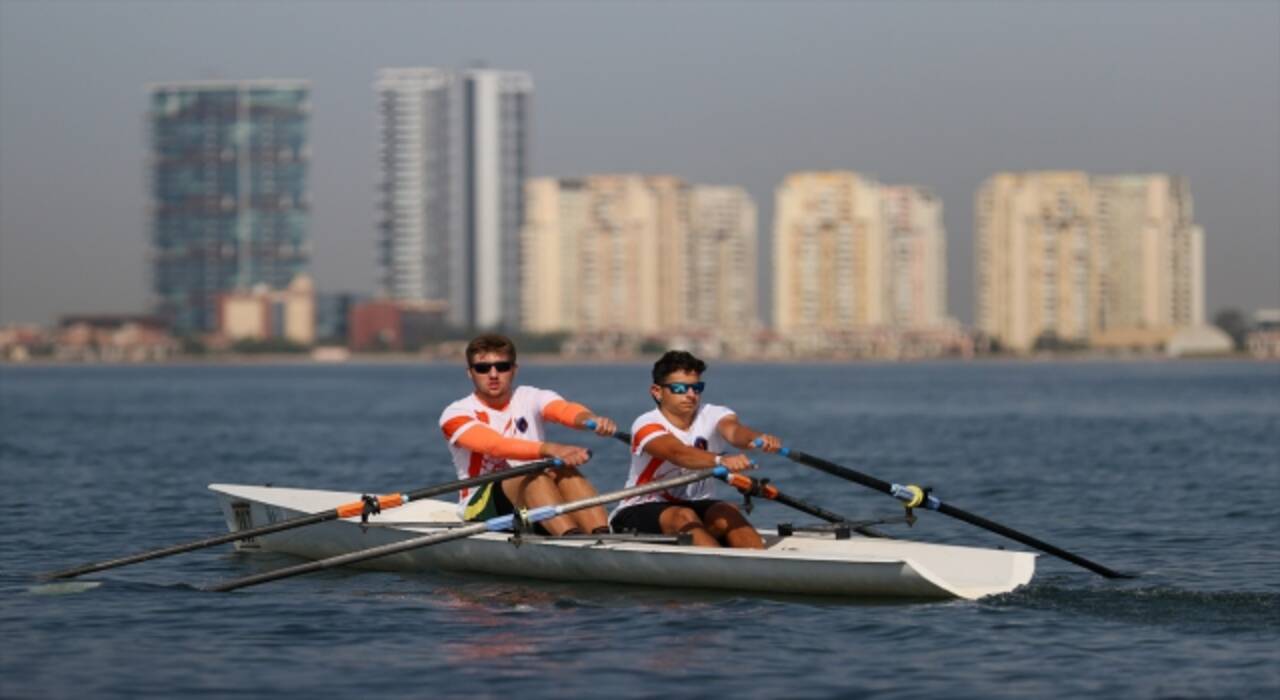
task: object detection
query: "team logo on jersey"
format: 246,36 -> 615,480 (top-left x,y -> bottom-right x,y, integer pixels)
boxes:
694,437 -> 708,449
516,417 -> 528,433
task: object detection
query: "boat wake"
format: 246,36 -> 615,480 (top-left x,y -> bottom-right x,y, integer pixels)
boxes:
989,582 -> 1280,632
26,580 -> 103,595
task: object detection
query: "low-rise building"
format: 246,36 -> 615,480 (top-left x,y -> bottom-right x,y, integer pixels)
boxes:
217,274 -> 316,346
349,299 -> 449,351
1246,309 -> 1280,359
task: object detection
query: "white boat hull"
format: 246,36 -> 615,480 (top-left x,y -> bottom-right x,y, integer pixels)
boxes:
210,483 -> 1035,600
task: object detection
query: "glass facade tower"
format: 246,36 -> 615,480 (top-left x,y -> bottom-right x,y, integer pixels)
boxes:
148,80 -> 311,333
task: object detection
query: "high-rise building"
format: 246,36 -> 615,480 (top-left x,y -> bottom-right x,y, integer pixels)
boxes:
522,176 -> 758,335
773,172 -> 948,334
976,171 -> 1205,352
975,171 -> 1096,351
689,186 -> 758,331
773,172 -> 884,332
148,80 -> 310,333
882,186 -> 947,328
1094,175 -> 1204,331
375,67 -> 532,330
522,176 -> 663,334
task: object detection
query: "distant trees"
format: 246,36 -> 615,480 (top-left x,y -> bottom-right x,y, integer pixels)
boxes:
1032,331 -> 1088,353
1212,308 -> 1251,351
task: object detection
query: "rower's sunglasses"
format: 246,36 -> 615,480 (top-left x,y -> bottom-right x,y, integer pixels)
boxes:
470,361 -> 514,373
659,381 -> 705,395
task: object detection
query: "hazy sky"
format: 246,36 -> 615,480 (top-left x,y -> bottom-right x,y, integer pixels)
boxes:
1,0 -> 1277,326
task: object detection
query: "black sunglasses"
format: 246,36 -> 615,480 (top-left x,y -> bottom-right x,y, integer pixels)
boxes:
659,381 -> 705,395
471,361 -> 514,374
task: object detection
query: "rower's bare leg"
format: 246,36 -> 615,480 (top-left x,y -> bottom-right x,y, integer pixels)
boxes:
658,506 -> 720,548
550,466 -> 609,533
500,473 -> 580,536
703,502 -> 764,549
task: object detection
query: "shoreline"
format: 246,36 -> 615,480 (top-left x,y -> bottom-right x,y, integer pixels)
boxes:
0,352 -> 1264,368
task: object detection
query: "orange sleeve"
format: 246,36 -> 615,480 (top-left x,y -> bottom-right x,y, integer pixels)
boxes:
453,422 -> 544,460
441,415 -> 473,440
631,423 -> 668,453
540,399 -> 590,427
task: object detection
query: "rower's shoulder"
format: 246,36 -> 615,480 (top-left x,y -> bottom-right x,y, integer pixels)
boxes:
629,408 -> 664,432
439,393 -> 478,419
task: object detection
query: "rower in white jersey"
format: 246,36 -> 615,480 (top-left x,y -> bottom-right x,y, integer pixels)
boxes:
610,350 -> 782,548
439,334 -> 618,536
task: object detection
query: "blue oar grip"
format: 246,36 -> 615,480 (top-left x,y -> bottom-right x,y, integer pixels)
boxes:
712,466 -> 729,478
585,419 -> 597,430
751,438 -> 788,456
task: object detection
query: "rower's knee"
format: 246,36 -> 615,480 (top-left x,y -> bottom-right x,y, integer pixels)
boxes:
659,506 -> 701,533
704,502 -> 748,529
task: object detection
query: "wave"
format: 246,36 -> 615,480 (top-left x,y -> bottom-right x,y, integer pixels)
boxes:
990,582 -> 1280,632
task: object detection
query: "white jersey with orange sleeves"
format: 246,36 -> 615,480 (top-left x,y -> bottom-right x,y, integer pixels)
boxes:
610,403 -> 736,517
438,385 -> 564,513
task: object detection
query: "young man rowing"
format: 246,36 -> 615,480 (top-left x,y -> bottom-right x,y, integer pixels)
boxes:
610,350 -> 781,548
439,334 -> 616,536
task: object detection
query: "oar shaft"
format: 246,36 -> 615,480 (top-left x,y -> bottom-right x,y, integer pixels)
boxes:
209,467 -> 724,592
780,449 -> 896,496
45,457 -> 565,580
932,502 -> 1127,579
45,512 -> 331,580
721,472 -> 846,524
771,491 -> 848,524
778,448 -> 1131,579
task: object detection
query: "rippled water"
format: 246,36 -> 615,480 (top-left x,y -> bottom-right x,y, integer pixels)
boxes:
1,361 -> 1277,698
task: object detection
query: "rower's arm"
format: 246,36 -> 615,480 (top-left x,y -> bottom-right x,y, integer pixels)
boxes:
451,422 -> 544,460
643,434 -> 719,470
541,399 -> 617,436
717,416 -> 781,452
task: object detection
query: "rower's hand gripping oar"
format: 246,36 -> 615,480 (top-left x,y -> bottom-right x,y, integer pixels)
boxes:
207,466 -> 729,592
758,440 -> 1134,579
44,457 -> 572,580
587,423 -> 890,535
584,420 -> 629,445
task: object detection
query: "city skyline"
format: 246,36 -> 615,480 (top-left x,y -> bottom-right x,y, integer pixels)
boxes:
1,2 -> 1277,326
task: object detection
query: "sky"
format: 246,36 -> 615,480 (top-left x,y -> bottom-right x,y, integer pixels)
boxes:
1,0 -> 1277,326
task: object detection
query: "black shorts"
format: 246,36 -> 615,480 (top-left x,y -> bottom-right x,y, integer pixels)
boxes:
462,481 -> 516,521
462,480 -> 551,535
611,500 -> 726,534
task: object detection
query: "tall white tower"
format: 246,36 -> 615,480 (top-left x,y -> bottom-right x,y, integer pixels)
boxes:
375,67 -> 532,329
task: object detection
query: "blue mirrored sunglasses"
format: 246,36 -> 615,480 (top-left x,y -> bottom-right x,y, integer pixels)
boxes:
659,381 -> 705,395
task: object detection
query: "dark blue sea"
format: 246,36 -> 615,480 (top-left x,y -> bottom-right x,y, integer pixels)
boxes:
1,360 -> 1277,698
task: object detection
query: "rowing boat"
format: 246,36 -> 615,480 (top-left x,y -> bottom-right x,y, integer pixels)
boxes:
209,483 -> 1035,600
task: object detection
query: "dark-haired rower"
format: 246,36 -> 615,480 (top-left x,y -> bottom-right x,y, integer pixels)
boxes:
609,350 -> 781,548
439,334 -> 616,536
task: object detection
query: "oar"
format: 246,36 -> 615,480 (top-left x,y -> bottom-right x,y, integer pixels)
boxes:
45,457 -> 569,580
764,442 -> 1133,579
718,472 -> 847,523
584,419 -> 629,445
207,466 -> 728,592
588,423 -> 888,534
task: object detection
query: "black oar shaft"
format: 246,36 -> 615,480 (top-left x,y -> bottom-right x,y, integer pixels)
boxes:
209,468 -> 719,592
45,457 -> 566,580
772,491 -> 847,524
932,502 -> 1127,579
781,448 -> 1132,579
